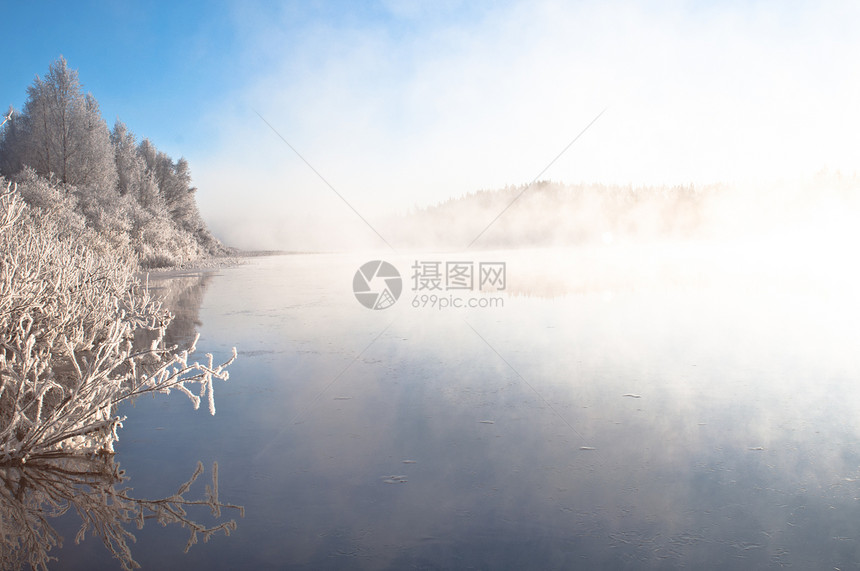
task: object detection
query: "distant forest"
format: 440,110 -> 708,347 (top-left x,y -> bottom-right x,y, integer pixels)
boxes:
394,172 -> 860,249
0,57 -> 225,268
394,180 -> 720,248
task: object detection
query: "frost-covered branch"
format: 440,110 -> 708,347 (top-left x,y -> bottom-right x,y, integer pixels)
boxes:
0,182 -> 236,463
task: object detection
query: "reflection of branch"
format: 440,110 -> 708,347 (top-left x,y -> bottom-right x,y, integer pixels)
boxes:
0,454 -> 243,571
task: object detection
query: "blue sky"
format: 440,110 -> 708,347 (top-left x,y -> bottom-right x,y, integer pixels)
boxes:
6,2 -> 225,155
4,1 -> 860,249
2,1 -> 496,158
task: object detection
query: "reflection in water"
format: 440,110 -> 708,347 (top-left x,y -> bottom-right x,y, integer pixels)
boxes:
0,455 -> 242,570
145,271 -> 214,348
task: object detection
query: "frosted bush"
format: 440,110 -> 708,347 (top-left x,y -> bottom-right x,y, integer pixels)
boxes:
140,252 -> 178,270
13,168 -> 87,240
0,181 -> 236,463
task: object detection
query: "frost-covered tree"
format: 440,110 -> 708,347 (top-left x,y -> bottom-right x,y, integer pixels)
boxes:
9,57 -> 117,190
167,157 -> 205,233
0,106 -> 23,175
133,137 -> 226,263
75,92 -> 117,191
137,139 -> 204,233
0,57 -> 227,267
112,121 -> 160,207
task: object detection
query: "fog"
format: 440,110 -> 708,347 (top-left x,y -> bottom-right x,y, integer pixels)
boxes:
190,1 -> 860,252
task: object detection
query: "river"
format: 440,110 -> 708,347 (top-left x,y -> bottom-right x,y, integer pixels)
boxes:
38,246 -> 860,569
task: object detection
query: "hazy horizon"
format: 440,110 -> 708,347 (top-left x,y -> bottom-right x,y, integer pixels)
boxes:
4,1 -> 860,251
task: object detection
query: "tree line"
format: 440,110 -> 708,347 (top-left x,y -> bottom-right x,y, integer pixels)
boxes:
392,180 -> 717,249
0,57 -> 226,268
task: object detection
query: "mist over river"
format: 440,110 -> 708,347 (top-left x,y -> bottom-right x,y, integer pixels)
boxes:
48,246 -> 860,569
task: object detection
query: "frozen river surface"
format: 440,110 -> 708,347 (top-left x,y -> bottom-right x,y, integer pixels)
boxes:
49,247 -> 860,569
